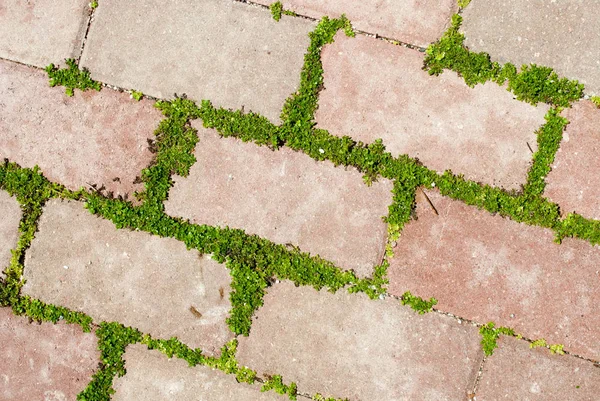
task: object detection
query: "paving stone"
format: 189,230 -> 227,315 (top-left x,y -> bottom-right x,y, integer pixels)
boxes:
22,199 -> 234,355
80,0 -> 313,122
0,191 -> 21,277
315,33 -> 548,190
0,307 -> 99,400
545,101 -> 600,220
461,0 -> 600,95
252,0 -> 457,47
165,127 -> 392,277
0,0 -> 89,68
112,344 -> 287,401
388,189 -> 600,361
0,59 -> 159,197
237,281 -> 482,400
476,336 -> 600,400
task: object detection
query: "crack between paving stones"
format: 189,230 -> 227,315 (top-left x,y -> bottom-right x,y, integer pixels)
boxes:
468,353 -> 487,400
76,5 -> 96,65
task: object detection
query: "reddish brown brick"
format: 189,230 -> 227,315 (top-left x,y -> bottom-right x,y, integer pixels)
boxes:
388,189 -> 600,361
237,281 -> 482,400
0,307 -> 99,400
476,336 -> 600,400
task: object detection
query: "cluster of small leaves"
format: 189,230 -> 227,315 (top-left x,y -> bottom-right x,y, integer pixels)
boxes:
261,375 -> 298,400
479,322 -> 515,356
130,90 -> 143,101
529,338 -> 565,355
312,394 -> 349,401
424,15 -> 583,107
45,58 -> 101,97
90,1 -> 98,9
270,1 -> 283,21
591,96 -> 600,107
555,213 -> 600,245
457,0 -> 471,8
400,291 -> 438,314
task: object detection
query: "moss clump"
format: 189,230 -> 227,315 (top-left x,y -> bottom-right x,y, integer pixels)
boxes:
45,59 -> 101,97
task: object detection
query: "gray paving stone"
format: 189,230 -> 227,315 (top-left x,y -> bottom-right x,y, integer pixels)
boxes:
315,33 -> 549,190
477,336 -> 600,400
22,199 -> 234,355
80,0 -> 313,122
0,59 -> 160,198
165,127 -> 393,277
462,0 -> 600,95
237,281 -> 483,401
251,0 -> 458,47
112,344 -> 287,401
0,191 -> 21,277
0,0 -> 89,68
546,100 -> 600,220
0,307 -> 99,400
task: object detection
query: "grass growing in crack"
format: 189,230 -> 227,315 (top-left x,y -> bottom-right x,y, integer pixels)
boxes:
479,322 -> 515,356
424,15 -> 583,107
45,59 -> 101,97
400,291 -> 438,314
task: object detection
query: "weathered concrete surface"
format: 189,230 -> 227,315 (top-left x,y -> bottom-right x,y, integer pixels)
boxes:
388,189 -> 600,361
237,281 -> 483,401
546,101 -> 600,220
112,344 -> 287,401
252,0 -> 457,47
315,34 -> 548,190
80,0 -> 313,122
0,59 -> 159,197
0,307 -> 99,400
477,336 -> 600,400
0,191 -> 21,276
22,200 -> 234,355
165,127 -> 392,277
0,0 -> 89,68
462,0 -> 600,95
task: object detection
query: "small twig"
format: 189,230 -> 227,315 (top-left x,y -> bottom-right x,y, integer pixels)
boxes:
526,142 -> 534,154
417,187 -> 439,215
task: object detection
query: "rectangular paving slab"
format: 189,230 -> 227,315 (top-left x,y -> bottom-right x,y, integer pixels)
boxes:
0,307 -> 99,400
0,191 -> 21,278
22,199 -> 234,356
388,189 -> 600,361
80,0 -> 313,122
0,59 -> 160,197
545,100 -> 600,220
252,0 -> 457,47
461,0 -> 600,95
236,281 -> 483,401
476,336 -> 600,400
165,127 -> 393,277
315,33 -> 548,190
0,0 -> 89,68
112,344 -> 287,401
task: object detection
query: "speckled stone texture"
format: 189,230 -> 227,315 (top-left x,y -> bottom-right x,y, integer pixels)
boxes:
0,307 -> 99,400
0,191 -> 21,278
22,200 -> 234,355
461,0 -> 600,95
237,281 -> 483,401
80,0 -> 313,122
388,189 -> 600,361
476,336 -> 600,400
112,344 -> 288,401
251,0 -> 457,47
0,0 -> 89,68
0,59 -> 159,198
165,127 -> 393,277
315,33 -> 549,190
546,101 -> 600,220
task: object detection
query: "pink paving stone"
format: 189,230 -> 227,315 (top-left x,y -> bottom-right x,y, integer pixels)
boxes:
315,33 -> 549,190
0,307 -> 99,400
236,281 -> 483,401
252,0 -> 457,47
0,58 -> 160,198
0,0 -> 89,68
476,336 -> 600,400
22,199 -> 234,356
165,126 -> 393,277
388,189 -> 600,361
112,344 -> 288,401
545,101 -> 600,220
0,191 -> 21,276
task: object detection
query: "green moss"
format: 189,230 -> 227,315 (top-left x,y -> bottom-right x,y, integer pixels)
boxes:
530,338 -> 565,355
555,213 -> 600,245
45,59 -> 101,97
424,15 -> 583,107
261,375 -> 298,400
458,0 -> 471,7
400,291 -> 438,314
591,96 -> 600,107
270,1 -> 283,21
479,322 -> 515,356
131,90 -> 143,101
90,1 -> 98,9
